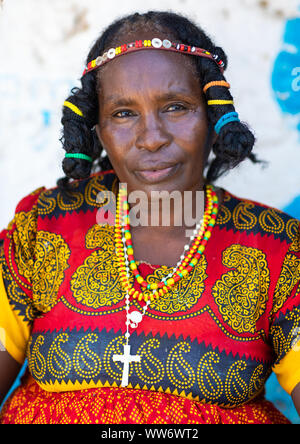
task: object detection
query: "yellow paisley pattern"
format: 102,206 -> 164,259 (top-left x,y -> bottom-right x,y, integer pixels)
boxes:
271,253 -> 300,316
73,333 -> 102,379
27,331 -> 270,407
135,338 -> 165,385
11,207 -> 38,283
286,218 -> 300,252
197,351 -> 223,401
38,190 -> 57,216
47,333 -> 72,379
27,335 -> 46,380
103,336 -> 127,383
70,225 -> 124,308
33,231 -> 71,312
166,342 -> 196,391
270,307 -> 300,363
259,208 -> 285,235
85,174 -> 118,207
212,244 -> 270,334
57,189 -> 84,212
144,255 -> 207,313
232,202 -> 257,230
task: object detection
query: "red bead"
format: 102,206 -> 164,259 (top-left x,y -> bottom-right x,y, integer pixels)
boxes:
173,274 -> 180,282
186,265 -> 193,272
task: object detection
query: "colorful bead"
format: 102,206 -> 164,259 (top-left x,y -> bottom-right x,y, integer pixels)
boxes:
114,184 -> 219,303
82,39 -> 225,77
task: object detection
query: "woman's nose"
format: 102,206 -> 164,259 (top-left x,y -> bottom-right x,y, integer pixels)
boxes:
135,113 -> 171,152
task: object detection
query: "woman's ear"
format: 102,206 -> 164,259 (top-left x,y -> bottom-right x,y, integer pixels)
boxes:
94,123 -> 102,144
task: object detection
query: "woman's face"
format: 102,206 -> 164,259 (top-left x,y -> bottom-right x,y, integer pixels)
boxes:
96,47 -> 212,196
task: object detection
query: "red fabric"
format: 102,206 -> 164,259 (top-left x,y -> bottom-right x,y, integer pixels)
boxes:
0,373 -> 290,424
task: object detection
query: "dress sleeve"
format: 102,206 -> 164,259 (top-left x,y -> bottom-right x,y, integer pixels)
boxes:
0,187 -> 45,364
270,219 -> 300,395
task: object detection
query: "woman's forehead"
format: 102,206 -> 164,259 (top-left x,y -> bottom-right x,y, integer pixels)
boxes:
97,50 -> 200,98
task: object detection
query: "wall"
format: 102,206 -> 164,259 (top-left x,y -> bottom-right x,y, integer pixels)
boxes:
0,0 -> 299,423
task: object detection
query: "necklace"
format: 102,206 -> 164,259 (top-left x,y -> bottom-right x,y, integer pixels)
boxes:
115,184 -> 218,302
113,184 -> 219,386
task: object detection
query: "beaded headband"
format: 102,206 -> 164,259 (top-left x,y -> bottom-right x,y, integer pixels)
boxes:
82,38 -> 225,76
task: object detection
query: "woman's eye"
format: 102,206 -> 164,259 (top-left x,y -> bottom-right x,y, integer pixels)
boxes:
165,103 -> 186,112
113,110 -> 135,118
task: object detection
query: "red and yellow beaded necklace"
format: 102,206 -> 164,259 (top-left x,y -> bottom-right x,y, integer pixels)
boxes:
114,184 -> 219,303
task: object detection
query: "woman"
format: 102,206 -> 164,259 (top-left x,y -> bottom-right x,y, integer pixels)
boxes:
0,11 -> 299,424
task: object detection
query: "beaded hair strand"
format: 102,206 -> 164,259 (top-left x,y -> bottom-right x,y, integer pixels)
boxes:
58,10 -> 262,193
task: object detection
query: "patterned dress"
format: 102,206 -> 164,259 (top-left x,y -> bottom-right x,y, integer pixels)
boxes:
0,170 -> 299,424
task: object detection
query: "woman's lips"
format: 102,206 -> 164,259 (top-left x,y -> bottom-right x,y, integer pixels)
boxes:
134,164 -> 180,183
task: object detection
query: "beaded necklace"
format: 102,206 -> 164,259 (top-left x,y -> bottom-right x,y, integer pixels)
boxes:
113,184 -> 218,386
115,184 -> 218,301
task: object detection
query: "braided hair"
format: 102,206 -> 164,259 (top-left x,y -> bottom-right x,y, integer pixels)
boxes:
58,10 -> 262,192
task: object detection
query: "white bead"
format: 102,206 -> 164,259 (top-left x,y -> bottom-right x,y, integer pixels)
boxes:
125,332 -> 130,338
163,39 -> 172,49
129,311 -> 143,324
152,38 -> 162,48
107,48 -> 116,59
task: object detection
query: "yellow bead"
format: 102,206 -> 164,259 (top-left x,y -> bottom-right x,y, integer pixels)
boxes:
181,269 -> 188,277
130,263 -> 137,270
124,232 -> 131,240
190,258 -> 198,266
198,245 -> 205,252
150,283 -> 158,290
136,276 -> 144,284
127,248 -> 133,255
204,231 -> 211,238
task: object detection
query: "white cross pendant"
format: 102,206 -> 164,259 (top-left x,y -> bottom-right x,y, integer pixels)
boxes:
113,344 -> 141,387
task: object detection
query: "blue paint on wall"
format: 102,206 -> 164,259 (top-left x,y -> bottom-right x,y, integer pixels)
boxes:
271,17 -> 300,136
284,195 -> 300,219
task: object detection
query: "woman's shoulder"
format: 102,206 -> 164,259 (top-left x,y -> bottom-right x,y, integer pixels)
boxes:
32,169 -> 118,219
217,186 -> 300,247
